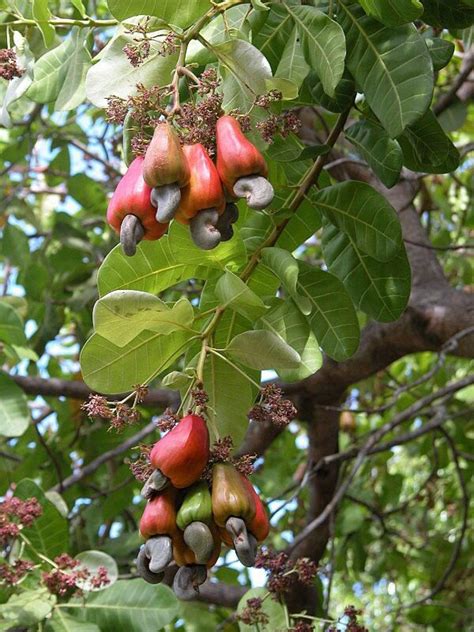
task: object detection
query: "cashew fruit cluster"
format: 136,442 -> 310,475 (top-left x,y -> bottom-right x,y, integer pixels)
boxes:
136,413 -> 270,599
106,117 -> 274,256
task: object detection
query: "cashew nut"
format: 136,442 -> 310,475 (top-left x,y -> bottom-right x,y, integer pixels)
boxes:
150,184 -> 181,223
173,564 -> 207,600
189,208 -> 222,250
215,202 -> 239,242
145,535 -> 173,574
136,539 -> 170,584
183,521 -> 214,565
120,214 -> 145,257
140,469 -> 168,499
225,516 -> 257,567
233,175 -> 274,210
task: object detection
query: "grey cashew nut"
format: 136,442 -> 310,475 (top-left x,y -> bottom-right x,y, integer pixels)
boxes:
189,208 -> 222,250
136,545 -> 164,584
183,521 -> 214,565
173,564 -> 207,600
233,175 -> 274,210
215,202 -> 239,242
140,469 -> 169,499
225,516 -> 257,567
144,535 -> 173,574
120,214 -> 145,257
150,183 -> 181,223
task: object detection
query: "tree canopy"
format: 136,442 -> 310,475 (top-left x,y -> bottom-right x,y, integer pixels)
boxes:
0,1 -> 473,630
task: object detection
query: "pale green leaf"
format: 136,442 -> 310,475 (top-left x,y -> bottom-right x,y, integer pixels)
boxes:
257,300 -> 322,381
86,30 -> 178,107
98,222 -> 246,296
0,372 -> 29,437
0,302 -> 26,345
275,26 -> 310,88
286,4 -> 346,97
93,291 -> 194,347
345,120 -> 403,188
358,0 -> 423,26
107,0 -> 211,28
76,581 -> 179,632
227,330 -> 301,370
2,590 -> 55,628
75,551 -> 118,591
322,222 -> 411,322
297,263 -> 360,361
238,588 -> 286,631
261,247 -> 311,314
32,0 -> 56,46
215,270 -> 267,320
15,479 -> 69,558
313,181 -> 402,262
214,39 -> 272,111
46,612 -> 100,632
339,3 -> 433,137
80,329 -> 192,394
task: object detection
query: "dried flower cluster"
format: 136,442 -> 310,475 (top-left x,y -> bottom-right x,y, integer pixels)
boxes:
155,407 -> 179,433
291,623 -> 314,632
256,110 -> 301,144
255,549 -> 318,597
328,606 -> 368,632
81,394 -> 141,432
128,443 -> 154,482
0,48 -> 24,80
42,554 -> 109,597
190,386 -> 209,411
123,22 -> 179,67
203,436 -> 256,481
0,496 -> 42,544
248,384 -> 298,428
238,596 -> 269,626
0,559 -> 34,585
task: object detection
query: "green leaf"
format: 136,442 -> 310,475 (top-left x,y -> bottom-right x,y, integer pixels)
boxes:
286,4 -> 346,97
77,581 -> 179,632
265,133 -> 305,162
0,301 -> 26,345
261,247 -> 311,314
46,612 -> 100,632
345,120 -> 403,188
28,28 -> 91,111
71,0 -> 87,18
420,0 -> 474,28
297,262 -> 360,361
80,328 -> 192,394
2,222 -> 30,266
338,503 -> 368,535
251,0 -> 269,11
215,270 -> 267,320
423,34 -> 455,71
322,222 -> 411,322
215,39 -> 272,111
32,0 -> 56,46
107,0 -> 210,28
397,109 -> 461,173
75,551 -> 119,591
257,299 -> 322,381
308,69 -> 355,113
161,370 -> 192,390
358,0 -> 423,26
202,352 -> 255,446
2,589 -> 55,628
68,173 -> 108,214
98,222 -> 246,296
93,292 -> 195,347
276,201 -> 322,252
238,588 -> 287,631
227,330 -> 301,370
313,181 -> 402,261
339,3 -> 433,137
274,26 -> 310,88
0,372 -> 29,437
252,4 -> 294,70
14,479 -> 69,558
85,30 -> 178,107
265,76 -> 298,100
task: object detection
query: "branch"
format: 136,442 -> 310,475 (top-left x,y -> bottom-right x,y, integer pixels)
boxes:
50,420 -> 158,493
10,374 -> 179,408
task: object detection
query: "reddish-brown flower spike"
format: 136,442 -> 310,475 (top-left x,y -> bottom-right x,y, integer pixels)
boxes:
106,157 -> 168,256
215,115 -> 274,210
149,414 -> 210,489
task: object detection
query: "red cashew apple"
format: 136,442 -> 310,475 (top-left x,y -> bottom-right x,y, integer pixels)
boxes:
106,157 -> 168,256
